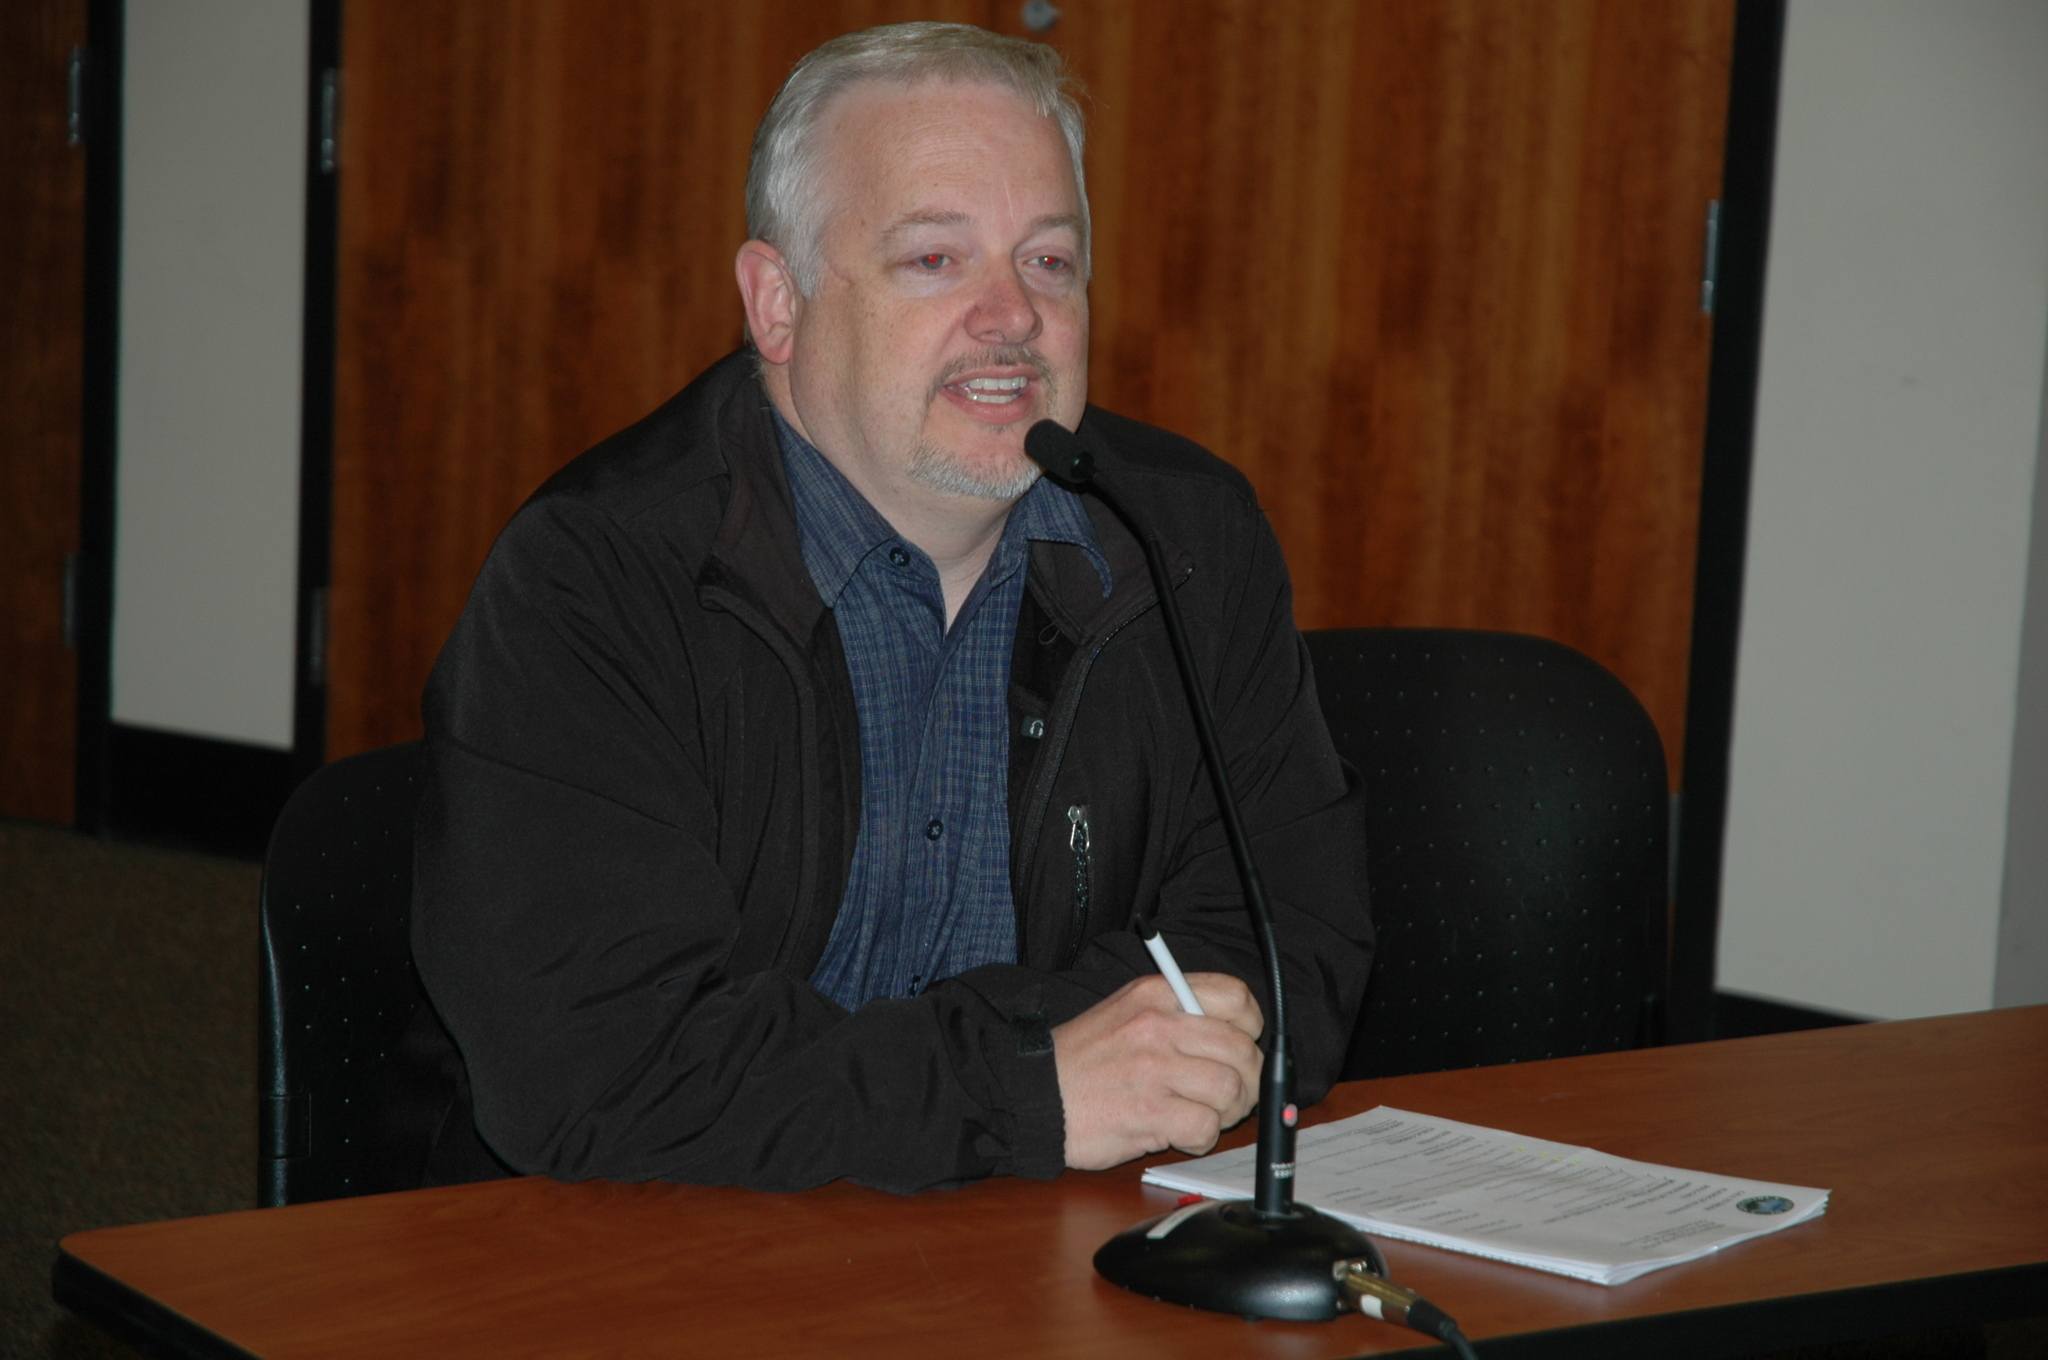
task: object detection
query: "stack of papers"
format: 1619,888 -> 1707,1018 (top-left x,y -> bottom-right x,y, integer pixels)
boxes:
1143,1107 -> 1829,1285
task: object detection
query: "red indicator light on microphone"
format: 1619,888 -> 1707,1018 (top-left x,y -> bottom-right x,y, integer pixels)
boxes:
1282,1103 -> 1298,1127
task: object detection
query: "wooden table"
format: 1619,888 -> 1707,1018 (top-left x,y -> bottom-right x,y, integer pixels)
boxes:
55,1007 -> 2048,1358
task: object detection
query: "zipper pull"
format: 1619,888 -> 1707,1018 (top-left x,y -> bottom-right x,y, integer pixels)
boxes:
1066,803 -> 1092,943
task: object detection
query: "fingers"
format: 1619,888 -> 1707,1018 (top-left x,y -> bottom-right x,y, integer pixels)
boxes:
1114,976 -> 1265,1119
1152,1093 -> 1225,1159
1162,1036 -> 1258,1132
1183,973 -> 1264,1042
1117,971 -> 1265,1039
1052,976 -> 1268,1170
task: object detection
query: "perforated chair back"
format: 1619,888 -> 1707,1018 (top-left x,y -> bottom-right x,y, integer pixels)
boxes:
259,741 -> 441,1206
1304,628 -> 1669,1080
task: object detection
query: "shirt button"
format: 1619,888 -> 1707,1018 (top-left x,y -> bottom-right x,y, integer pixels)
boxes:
1022,717 -> 1046,740
925,818 -> 944,841
888,545 -> 910,567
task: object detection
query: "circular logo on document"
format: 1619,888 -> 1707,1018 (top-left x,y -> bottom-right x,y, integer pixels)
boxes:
1737,1195 -> 1794,1215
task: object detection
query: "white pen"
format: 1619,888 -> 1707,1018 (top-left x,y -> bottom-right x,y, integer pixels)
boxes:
1140,926 -> 1206,1016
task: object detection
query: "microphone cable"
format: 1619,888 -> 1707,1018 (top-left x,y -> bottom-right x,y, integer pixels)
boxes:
1335,1259 -> 1480,1360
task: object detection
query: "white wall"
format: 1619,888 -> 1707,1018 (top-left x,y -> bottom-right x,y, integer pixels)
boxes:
114,0 -> 308,749
1718,0 -> 2048,1018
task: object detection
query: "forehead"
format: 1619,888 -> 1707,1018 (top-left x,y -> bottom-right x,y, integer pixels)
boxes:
812,79 -> 1080,234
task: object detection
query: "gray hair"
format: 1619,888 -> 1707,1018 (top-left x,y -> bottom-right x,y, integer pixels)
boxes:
745,22 -> 1090,296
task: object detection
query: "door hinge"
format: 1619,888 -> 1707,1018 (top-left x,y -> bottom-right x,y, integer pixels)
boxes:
317,68 -> 340,173
62,553 -> 80,648
68,46 -> 86,146
1700,199 -> 1722,316
306,587 -> 329,688
1668,790 -> 1683,906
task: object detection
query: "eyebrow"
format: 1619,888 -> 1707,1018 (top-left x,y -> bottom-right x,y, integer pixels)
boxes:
1024,212 -> 1086,241
878,210 -> 970,245
877,210 -> 1085,245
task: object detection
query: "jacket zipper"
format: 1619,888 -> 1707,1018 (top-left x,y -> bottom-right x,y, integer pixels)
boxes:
1016,560 -> 1192,968
1066,804 -> 1091,958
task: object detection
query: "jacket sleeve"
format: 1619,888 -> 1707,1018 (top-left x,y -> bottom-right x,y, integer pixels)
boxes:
412,495 -> 1066,1192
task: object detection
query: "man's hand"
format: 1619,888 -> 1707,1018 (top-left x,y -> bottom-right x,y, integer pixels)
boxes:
1052,973 -> 1265,1171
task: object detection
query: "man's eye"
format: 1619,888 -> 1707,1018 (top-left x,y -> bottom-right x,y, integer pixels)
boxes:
1031,254 -> 1071,273
912,253 -> 951,271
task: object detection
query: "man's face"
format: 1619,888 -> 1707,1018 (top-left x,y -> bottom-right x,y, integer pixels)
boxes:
779,80 -> 1089,513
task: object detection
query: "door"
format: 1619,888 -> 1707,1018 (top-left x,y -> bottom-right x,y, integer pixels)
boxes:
0,0 -> 89,825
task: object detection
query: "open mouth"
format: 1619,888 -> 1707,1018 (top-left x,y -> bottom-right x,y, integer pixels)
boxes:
949,375 -> 1030,405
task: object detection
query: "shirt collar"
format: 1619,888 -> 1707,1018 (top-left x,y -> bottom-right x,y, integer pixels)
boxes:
772,406 -> 1111,606
774,406 -> 897,606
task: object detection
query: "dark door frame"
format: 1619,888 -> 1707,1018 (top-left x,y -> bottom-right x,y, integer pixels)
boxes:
72,0 -> 120,837
1669,0 -> 1786,1042
291,0 -> 343,795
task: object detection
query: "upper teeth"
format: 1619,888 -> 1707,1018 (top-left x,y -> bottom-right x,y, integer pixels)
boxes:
958,375 -> 1028,404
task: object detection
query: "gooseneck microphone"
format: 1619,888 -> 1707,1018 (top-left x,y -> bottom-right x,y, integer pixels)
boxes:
1024,418 -> 1299,1220
1024,420 -> 1473,1350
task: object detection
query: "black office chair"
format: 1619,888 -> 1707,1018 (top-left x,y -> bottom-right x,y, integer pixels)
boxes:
259,741 -> 445,1206
1305,628 -> 1669,1080
259,634 -> 1665,1200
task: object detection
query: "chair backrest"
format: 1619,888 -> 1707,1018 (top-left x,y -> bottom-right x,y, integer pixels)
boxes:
259,741 -> 441,1206
1304,628 -> 1669,1080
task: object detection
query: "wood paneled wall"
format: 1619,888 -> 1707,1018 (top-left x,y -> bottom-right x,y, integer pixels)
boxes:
1077,3 -> 1731,785
0,0 -> 87,824
329,1 -> 1733,782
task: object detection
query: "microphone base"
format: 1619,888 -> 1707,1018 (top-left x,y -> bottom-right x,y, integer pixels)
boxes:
1093,1199 -> 1383,1322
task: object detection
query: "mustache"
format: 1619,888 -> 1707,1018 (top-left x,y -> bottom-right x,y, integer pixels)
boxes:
928,348 -> 1057,402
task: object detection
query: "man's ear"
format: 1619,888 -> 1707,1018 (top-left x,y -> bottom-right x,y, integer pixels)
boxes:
735,241 -> 800,364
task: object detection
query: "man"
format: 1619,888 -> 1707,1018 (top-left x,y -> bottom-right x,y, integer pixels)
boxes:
410,22 -> 1371,1192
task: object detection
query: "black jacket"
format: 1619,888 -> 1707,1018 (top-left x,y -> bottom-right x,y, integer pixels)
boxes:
411,351 -> 1373,1192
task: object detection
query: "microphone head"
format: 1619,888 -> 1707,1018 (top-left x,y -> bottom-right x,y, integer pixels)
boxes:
1025,419 -> 1094,486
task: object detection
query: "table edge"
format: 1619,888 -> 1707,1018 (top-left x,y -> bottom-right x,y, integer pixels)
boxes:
53,1245 -> 260,1360
52,1239 -> 2047,1360
1410,1259 -> 2048,1360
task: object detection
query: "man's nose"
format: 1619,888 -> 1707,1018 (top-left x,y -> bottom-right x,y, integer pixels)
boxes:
967,265 -> 1042,347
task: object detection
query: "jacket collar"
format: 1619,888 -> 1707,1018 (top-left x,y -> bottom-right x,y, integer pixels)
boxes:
1027,410 -> 1195,643
696,356 -> 832,644
692,354 -> 1189,646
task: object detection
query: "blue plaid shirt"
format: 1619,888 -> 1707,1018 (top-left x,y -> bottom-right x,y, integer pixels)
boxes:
774,411 -> 1110,1011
